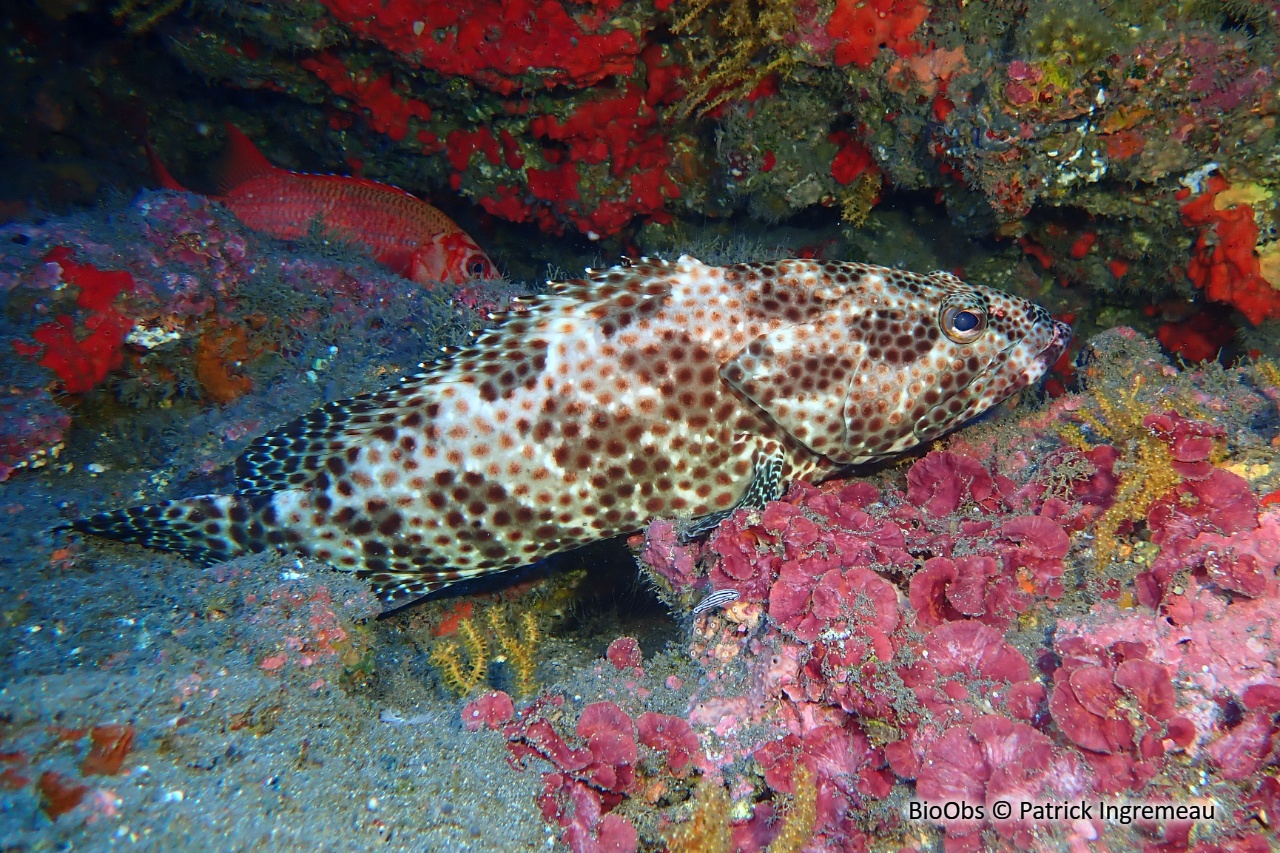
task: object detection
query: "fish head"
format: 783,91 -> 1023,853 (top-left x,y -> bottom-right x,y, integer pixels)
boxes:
899,271 -> 1072,446
722,264 -> 1071,466
411,233 -> 498,286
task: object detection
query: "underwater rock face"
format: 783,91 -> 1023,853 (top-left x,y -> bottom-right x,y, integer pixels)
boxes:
598,329 -> 1280,852
9,0 -> 1276,331
2,0 -> 1280,847
2,191 -> 1278,851
1,218 -> 1279,852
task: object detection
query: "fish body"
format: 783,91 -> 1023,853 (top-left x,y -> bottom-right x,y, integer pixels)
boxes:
148,124 -> 495,286
73,256 -> 1070,609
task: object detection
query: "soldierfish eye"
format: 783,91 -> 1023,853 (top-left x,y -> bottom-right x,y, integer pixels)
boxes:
469,260 -> 488,276
940,304 -> 986,343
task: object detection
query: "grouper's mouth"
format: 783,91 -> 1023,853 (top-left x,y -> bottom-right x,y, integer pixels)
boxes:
1023,319 -> 1073,385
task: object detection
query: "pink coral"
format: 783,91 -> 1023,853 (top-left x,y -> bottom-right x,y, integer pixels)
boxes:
754,724 -> 877,849
887,620 -> 1046,795
636,519 -> 701,591
1049,550 -> 1280,799
1140,472 -> 1277,606
556,779 -> 639,853
576,702 -> 638,788
509,698 -> 729,851
1049,632 -> 1205,792
636,712 -> 698,775
616,426 -> 1280,850
462,690 -> 516,732
1204,707 -> 1277,782
997,515 -> 1069,595
1142,411 -> 1225,476
605,637 -> 643,671
917,715 -> 1092,848
922,620 -> 1031,685
1055,578 -> 1280,737
771,564 -> 899,645
909,553 -> 1030,629
509,700 -> 638,792
906,450 -> 996,515
705,481 -> 911,607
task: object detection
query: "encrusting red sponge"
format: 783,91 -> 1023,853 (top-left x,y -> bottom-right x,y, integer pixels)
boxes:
1180,175 -> 1280,325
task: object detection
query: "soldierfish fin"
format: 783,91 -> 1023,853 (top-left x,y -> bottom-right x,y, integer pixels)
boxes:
216,123 -> 280,193
144,140 -> 189,192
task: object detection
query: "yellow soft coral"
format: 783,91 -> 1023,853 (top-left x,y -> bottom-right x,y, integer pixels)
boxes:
839,172 -> 882,227
430,606 -> 542,697
1068,375 -> 1220,569
1091,430 -> 1179,570
430,617 -> 490,696
665,778 -> 732,853
767,765 -> 818,853
669,0 -> 799,117
490,609 -> 541,697
666,764 -> 816,852
1255,357 -> 1280,390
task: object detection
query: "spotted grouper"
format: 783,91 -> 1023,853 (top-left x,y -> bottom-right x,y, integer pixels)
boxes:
71,256 -> 1070,609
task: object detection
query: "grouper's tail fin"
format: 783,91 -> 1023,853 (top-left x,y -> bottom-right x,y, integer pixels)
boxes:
69,493 -> 514,614
68,493 -> 277,566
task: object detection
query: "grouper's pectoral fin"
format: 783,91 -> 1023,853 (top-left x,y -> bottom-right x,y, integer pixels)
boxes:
678,441 -> 787,543
720,309 -> 869,465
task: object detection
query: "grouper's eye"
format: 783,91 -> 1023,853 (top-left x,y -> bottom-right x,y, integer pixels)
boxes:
940,304 -> 986,343
469,259 -> 488,277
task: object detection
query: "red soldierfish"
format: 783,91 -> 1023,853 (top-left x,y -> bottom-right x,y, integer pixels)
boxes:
147,123 -> 497,286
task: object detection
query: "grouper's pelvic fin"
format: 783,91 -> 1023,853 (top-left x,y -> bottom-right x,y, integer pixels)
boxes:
69,493 -> 275,566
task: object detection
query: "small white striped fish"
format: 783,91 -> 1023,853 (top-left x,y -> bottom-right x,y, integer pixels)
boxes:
72,256 -> 1070,610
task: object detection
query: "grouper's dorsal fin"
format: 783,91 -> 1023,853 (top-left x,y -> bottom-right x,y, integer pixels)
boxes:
479,256 -> 678,324
235,257 -> 685,492
234,375 -> 431,492
546,256 -> 677,305
235,394 -> 382,492
404,256 -> 682,384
